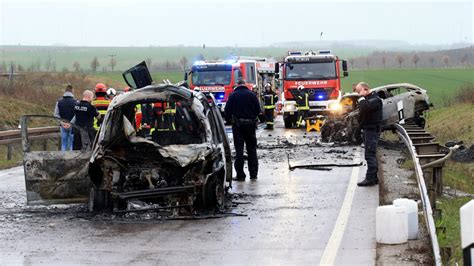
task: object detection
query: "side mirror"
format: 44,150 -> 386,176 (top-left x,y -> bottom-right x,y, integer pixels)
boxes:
275,73 -> 280,79
184,72 -> 188,81
342,60 -> 348,77
274,62 -> 280,74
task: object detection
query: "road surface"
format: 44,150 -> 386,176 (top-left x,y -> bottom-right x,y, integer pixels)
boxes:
0,117 -> 378,265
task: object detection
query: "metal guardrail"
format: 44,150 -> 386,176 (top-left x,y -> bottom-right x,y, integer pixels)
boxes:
394,122 -> 459,265
0,126 -> 60,160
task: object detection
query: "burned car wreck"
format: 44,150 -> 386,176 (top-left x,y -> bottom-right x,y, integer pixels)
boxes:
321,83 -> 431,143
21,63 -> 232,214
88,85 -> 232,212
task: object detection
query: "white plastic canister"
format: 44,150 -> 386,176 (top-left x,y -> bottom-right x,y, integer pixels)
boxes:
393,198 -> 419,240
376,205 -> 408,244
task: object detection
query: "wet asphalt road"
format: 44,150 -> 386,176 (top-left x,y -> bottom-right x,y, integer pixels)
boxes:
0,117 -> 378,265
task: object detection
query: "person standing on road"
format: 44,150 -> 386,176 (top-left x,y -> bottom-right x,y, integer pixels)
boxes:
54,84 -> 77,151
225,79 -> 261,181
263,83 -> 277,130
356,82 -> 383,187
72,90 -> 100,150
92,83 -> 110,131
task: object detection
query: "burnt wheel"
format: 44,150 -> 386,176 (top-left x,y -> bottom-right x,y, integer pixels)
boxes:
203,176 -> 225,211
89,186 -> 111,212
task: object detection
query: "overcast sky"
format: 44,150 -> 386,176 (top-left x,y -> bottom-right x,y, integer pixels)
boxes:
0,0 -> 472,47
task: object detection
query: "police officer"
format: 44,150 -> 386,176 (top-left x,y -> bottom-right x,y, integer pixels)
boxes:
72,90 -> 99,150
225,79 -> 261,181
356,82 -> 383,186
263,83 -> 277,130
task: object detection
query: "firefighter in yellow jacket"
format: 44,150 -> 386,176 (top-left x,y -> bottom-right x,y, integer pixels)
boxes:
92,83 -> 110,130
263,83 -> 277,129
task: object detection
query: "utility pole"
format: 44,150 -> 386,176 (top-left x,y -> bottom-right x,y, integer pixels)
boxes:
108,54 -> 117,71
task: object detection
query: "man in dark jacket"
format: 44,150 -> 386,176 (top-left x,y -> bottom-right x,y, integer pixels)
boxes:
356,82 -> 383,186
225,79 -> 261,181
72,90 -> 99,150
54,84 -> 77,151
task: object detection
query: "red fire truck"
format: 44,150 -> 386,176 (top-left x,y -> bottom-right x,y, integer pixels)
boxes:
275,51 -> 348,128
186,58 -> 276,118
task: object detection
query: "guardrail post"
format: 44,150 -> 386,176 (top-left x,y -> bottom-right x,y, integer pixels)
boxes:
57,136 -> 61,151
433,167 -> 443,196
7,143 -> 12,160
43,139 -> 47,151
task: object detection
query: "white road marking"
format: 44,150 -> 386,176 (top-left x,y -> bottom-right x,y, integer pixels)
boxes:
319,149 -> 361,265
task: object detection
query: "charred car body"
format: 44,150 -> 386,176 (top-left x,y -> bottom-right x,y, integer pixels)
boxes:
22,61 -> 232,213
321,83 -> 431,143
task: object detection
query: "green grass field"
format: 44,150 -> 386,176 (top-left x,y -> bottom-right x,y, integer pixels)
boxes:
1,45 -> 370,72
89,68 -> 474,107
340,68 -> 474,107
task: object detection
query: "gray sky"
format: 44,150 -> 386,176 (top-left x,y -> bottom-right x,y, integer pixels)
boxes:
0,0 -> 472,47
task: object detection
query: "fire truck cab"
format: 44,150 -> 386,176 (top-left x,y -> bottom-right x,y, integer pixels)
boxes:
186,58 -> 276,120
275,50 -> 348,128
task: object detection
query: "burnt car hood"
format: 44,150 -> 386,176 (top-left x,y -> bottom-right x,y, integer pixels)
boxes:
94,85 -> 214,167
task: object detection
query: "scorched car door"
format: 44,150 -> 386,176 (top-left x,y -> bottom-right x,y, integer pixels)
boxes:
21,116 -> 92,205
122,61 -> 153,89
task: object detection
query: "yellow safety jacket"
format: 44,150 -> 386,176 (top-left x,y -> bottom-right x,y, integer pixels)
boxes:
92,98 -> 110,130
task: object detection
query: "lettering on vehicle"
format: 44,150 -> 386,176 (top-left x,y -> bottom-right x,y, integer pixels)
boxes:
295,81 -> 328,86
198,86 -> 225,92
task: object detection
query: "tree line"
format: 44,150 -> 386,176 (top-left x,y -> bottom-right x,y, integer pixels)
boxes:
0,55 -> 194,73
348,46 -> 473,69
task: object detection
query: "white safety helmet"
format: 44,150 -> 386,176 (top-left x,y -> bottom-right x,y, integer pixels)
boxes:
106,88 -> 117,96
265,83 -> 271,88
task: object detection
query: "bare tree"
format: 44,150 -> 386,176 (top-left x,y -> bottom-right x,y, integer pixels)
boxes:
349,58 -> 355,69
90,57 -> 100,72
179,56 -> 188,70
395,54 -> 405,68
51,61 -> 57,72
17,64 -> 24,72
411,54 -> 420,68
145,57 -> 152,67
429,57 -> 435,68
108,57 -> 117,71
73,61 -> 81,72
165,60 -> 171,70
460,54 -> 468,67
45,56 -> 53,72
0,61 -> 6,72
442,55 -> 450,68
381,57 -> 386,69
365,58 -> 370,69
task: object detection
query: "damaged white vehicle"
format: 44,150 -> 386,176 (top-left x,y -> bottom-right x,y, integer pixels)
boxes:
21,62 -> 232,213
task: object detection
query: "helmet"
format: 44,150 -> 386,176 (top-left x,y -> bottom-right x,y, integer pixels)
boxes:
265,83 -> 271,88
106,88 -> 116,96
95,83 -> 107,93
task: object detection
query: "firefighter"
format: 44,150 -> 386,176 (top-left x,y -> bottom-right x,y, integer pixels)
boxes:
150,101 -> 176,144
295,86 -> 310,127
356,82 -> 382,187
106,88 -> 116,101
263,83 -> 277,130
92,83 -> 110,130
225,79 -> 261,181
